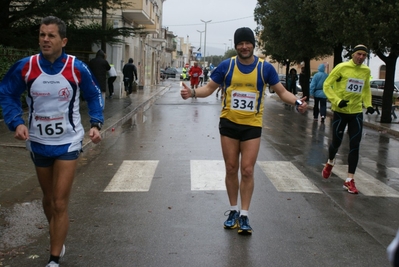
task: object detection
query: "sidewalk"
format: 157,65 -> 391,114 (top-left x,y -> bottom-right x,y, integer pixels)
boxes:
306,97 -> 399,138
0,85 -> 171,149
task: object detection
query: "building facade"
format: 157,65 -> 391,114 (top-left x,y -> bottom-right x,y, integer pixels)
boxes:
87,0 -> 178,98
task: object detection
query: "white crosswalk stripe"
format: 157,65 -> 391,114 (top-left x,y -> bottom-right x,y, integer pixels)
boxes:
103,160 -> 399,197
331,165 -> 399,197
191,160 -> 225,191
258,161 -> 322,194
104,160 -> 158,192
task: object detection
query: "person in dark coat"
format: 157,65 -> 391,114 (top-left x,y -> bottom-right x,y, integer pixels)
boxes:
89,50 -> 111,101
287,68 -> 298,95
123,58 -> 138,95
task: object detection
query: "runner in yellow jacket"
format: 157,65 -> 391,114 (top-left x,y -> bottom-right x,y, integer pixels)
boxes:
322,44 -> 374,194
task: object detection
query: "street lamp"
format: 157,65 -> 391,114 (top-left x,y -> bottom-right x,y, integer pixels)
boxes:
229,39 -> 232,50
200,19 -> 212,65
197,30 -> 204,59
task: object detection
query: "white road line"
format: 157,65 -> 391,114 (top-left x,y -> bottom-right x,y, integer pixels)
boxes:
191,160 -> 226,191
332,165 -> 399,197
257,161 -> 322,194
388,167 -> 399,175
104,160 -> 158,192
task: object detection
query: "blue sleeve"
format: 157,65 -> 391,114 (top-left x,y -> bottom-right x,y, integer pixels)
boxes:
210,59 -> 231,85
262,62 -> 279,86
0,58 -> 30,131
75,60 -> 104,124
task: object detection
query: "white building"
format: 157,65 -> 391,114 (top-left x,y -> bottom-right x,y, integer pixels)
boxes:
368,53 -> 399,81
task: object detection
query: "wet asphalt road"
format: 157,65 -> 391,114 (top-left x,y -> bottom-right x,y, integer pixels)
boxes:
1,80 -> 399,266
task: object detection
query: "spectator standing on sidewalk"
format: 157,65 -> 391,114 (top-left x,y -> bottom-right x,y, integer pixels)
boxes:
0,16 -> 103,267
181,27 -> 307,235
321,44 -> 374,194
123,58 -> 138,95
287,68 -> 298,95
310,63 -> 328,122
89,49 -> 111,102
107,64 -> 117,98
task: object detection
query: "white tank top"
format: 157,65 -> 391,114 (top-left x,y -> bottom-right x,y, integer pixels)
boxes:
25,55 -> 84,145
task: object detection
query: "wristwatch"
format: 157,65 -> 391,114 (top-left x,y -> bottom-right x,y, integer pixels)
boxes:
295,99 -> 302,106
91,122 -> 102,130
295,100 -> 302,112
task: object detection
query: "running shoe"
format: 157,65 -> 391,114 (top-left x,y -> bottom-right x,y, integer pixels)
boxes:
238,215 -> 252,235
343,180 -> 359,194
223,210 -> 239,229
321,116 -> 325,123
45,261 -> 59,267
322,162 -> 334,179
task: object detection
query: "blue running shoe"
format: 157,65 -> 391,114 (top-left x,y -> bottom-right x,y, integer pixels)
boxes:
238,215 -> 252,235
223,210 -> 240,229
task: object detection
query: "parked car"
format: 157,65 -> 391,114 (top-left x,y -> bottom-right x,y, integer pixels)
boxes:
370,79 -> 399,98
161,68 -> 178,79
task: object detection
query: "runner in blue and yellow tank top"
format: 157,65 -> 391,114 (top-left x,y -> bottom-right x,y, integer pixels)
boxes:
181,27 -> 307,235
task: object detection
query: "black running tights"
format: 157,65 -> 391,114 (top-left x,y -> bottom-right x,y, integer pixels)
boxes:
328,112 -> 363,174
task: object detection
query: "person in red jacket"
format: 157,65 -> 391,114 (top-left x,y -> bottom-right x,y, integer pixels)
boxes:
189,62 -> 203,90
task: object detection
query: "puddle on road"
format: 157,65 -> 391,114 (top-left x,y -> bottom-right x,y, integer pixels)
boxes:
122,111 -> 147,129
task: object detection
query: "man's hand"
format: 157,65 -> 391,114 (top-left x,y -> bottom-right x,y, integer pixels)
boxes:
296,96 -> 308,114
89,128 -> 102,144
180,82 -> 192,99
14,124 -> 29,140
338,100 -> 349,108
367,106 -> 375,114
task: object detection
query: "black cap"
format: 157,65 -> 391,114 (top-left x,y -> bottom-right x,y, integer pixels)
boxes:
234,27 -> 255,48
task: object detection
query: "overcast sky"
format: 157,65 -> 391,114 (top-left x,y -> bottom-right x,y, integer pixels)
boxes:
162,0 -> 258,56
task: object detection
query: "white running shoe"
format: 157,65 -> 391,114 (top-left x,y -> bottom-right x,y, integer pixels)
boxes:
45,261 -> 59,267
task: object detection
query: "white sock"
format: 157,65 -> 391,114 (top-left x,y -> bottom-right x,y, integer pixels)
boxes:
240,210 -> 249,217
346,178 -> 353,182
230,206 -> 239,212
327,159 -> 335,165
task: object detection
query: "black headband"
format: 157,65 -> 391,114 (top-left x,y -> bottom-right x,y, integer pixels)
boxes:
352,45 -> 369,54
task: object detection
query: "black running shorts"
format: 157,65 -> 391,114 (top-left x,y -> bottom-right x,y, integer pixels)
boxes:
219,118 -> 262,141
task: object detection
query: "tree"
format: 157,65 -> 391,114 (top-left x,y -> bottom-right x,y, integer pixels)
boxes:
0,0 -> 138,53
256,0 -> 399,123
364,1 -> 399,123
254,0 -> 332,100
224,49 -> 237,59
312,0 -> 399,123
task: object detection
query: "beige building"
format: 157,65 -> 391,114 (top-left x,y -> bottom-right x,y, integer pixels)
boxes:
86,0 -> 179,98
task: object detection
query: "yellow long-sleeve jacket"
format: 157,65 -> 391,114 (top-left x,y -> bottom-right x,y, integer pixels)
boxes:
323,59 -> 372,114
